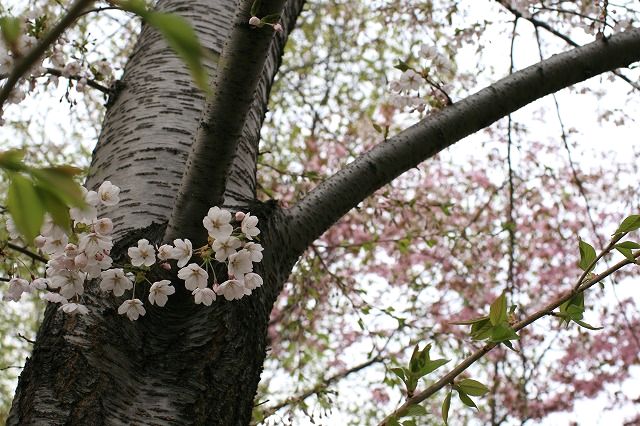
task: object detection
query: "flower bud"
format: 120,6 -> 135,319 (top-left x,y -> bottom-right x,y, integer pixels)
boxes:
34,235 -> 46,248
74,253 -> 88,269
235,211 -> 246,222
249,16 -> 261,26
273,23 -> 283,33
160,262 -> 172,271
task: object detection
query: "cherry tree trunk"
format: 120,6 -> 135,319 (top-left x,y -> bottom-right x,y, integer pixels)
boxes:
8,0 -> 305,424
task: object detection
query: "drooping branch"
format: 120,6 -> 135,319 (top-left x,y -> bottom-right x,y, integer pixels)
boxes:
165,0 -> 287,244
284,28 -> 640,256
0,0 -> 94,108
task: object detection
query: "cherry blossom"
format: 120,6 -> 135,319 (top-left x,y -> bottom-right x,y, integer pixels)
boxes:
212,236 -> 241,261
244,242 -> 264,262
3,278 -> 30,302
97,181 -> 120,206
171,238 -> 192,267
177,263 -> 208,290
157,244 -> 174,261
228,249 -> 253,277
94,218 -> 114,235
243,272 -> 263,291
203,206 -> 233,240
192,287 -> 216,306
148,280 -> 175,307
100,268 -> 133,297
118,299 -> 146,321
128,239 -> 156,267
41,292 -> 68,304
240,213 -> 260,240
216,279 -> 246,301
60,303 -> 89,315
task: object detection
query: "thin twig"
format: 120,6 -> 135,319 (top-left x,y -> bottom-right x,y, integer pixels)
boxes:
0,0 -> 95,108
7,242 -> 48,263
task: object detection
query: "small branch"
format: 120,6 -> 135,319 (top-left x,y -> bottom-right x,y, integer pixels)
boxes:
17,333 -> 35,344
42,67 -> 111,94
0,365 -> 24,371
0,0 -> 95,108
496,0 -> 640,91
0,277 -> 10,282
258,356 -> 383,422
7,242 -> 48,264
378,250 -> 638,424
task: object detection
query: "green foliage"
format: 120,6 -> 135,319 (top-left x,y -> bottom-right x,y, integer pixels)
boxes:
452,293 -> 519,348
614,240 -> 640,262
0,15 -> 21,48
613,214 -> 640,236
556,292 -> 603,331
391,343 -> 449,396
118,0 -> 211,95
441,390 -> 452,425
577,238 -> 596,271
0,150 -> 85,241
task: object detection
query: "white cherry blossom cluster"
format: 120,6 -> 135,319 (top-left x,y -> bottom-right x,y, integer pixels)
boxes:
99,206 -> 264,321
2,179 -> 264,321
2,181 -> 121,318
386,44 -> 455,114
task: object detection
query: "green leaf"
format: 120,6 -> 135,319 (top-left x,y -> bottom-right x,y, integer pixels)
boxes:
261,13 -> 280,25
7,174 -> 45,241
250,0 -> 262,16
470,318 -> 493,341
615,246 -> 636,262
578,238 -> 596,271
0,16 -> 22,47
30,167 -> 85,208
450,315 -> 489,325
457,379 -> 489,396
616,241 -> 640,249
146,12 -> 210,94
394,59 -> 410,72
457,390 -> 478,409
417,358 -> 449,377
0,149 -> 26,172
489,292 -> 508,326
390,367 -> 406,382
35,185 -> 72,234
614,215 -> 640,236
573,319 -> 604,331
489,323 -> 519,343
441,391 -> 452,425
402,404 -> 427,417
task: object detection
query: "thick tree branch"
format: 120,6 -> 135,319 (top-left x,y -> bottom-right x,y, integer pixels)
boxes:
0,0 -> 94,108
379,250 -> 639,424
284,28 -> 640,256
222,0 -> 307,209
166,0 -> 287,244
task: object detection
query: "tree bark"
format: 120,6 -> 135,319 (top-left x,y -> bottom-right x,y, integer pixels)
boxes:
9,0 -> 306,424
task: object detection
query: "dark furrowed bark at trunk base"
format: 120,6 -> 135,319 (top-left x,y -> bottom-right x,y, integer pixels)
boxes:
8,209 -> 299,425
